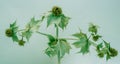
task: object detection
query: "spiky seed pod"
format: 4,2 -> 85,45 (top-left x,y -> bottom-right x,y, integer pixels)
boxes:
98,52 -> 104,58
18,40 -> 25,46
5,29 -> 13,37
52,6 -> 62,16
109,48 -> 118,57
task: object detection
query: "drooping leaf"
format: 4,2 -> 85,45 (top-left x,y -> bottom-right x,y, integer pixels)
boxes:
58,14 -> 70,29
47,12 -> 70,29
59,39 -> 71,58
45,47 -> 57,57
47,13 -> 61,27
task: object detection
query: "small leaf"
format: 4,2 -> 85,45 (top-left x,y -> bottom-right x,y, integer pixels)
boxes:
22,30 -> 32,41
92,35 -> 102,41
58,14 -> 70,29
72,31 -> 87,39
88,23 -> 98,34
8,21 -> 19,42
106,52 -> 111,60
45,47 -> 57,57
96,43 -> 103,51
103,40 -> 110,50
47,13 -> 61,27
10,21 -> 17,29
12,34 -> 19,42
59,39 -> 71,58
26,17 -> 41,32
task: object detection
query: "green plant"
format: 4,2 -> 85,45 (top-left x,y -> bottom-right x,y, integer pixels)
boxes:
5,6 -> 118,64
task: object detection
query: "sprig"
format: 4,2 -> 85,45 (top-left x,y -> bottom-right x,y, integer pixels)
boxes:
5,6 -> 118,64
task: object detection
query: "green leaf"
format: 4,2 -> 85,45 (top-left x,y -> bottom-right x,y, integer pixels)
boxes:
45,47 -> 57,57
10,21 -> 19,33
92,35 -> 102,41
58,14 -> 70,29
12,34 -> 19,42
59,39 -> 71,58
88,23 -> 98,34
26,17 -> 41,32
22,30 -> 32,41
79,41 -> 91,54
73,31 -> 91,54
103,40 -> 110,50
72,31 -> 87,39
97,43 -> 103,48
106,52 -> 111,60
47,13 -> 61,27
9,21 -> 19,42
10,21 -> 17,29
96,43 -> 103,51
37,32 -> 56,42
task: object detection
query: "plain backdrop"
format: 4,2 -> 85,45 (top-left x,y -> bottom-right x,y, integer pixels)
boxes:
0,0 -> 120,64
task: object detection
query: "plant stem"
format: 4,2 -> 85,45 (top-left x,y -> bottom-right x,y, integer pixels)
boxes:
55,24 -> 61,64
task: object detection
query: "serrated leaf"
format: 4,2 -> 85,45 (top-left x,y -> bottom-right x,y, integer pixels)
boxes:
58,14 -> 70,29
59,39 -> 71,58
47,13 -> 61,27
10,21 -> 18,32
73,31 -> 91,54
106,52 -> 111,60
96,43 -> 103,51
88,23 -> 98,34
22,30 -> 32,41
73,38 -> 87,48
97,43 -> 103,48
10,21 -> 17,29
45,47 -> 57,57
72,31 -> 87,39
26,17 -> 41,32
9,21 -> 19,42
103,40 -> 110,50
79,42 -> 90,54
12,34 -> 19,42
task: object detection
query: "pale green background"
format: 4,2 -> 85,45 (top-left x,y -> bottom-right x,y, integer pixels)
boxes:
0,0 -> 120,64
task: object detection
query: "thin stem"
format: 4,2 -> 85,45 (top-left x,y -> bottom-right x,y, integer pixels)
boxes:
55,24 -> 61,64
59,38 -> 78,40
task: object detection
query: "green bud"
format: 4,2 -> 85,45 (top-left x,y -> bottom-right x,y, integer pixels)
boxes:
5,29 -> 13,37
52,6 -> 62,16
18,40 -> 25,46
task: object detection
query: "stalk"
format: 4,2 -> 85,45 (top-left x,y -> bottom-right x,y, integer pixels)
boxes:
55,24 -> 61,64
